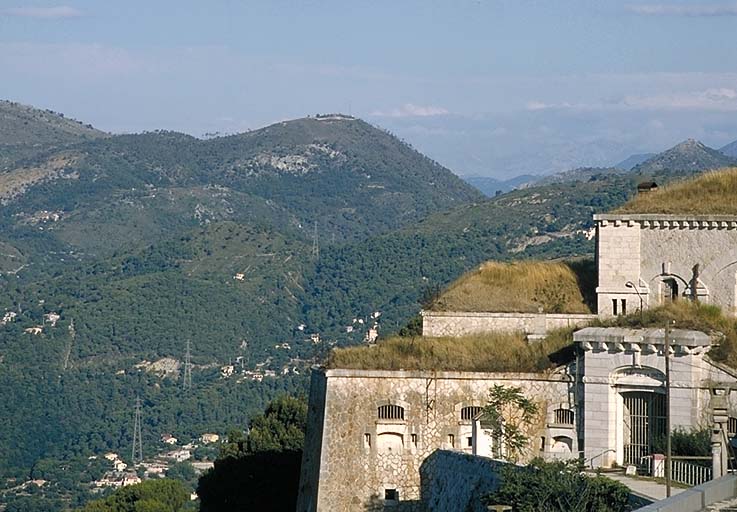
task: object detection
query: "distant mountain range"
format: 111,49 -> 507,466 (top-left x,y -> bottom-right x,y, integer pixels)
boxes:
632,138 -> 736,176
460,174 -> 538,196
481,138 -> 737,191
614,153 -> 656,171
720,139 -> 737,158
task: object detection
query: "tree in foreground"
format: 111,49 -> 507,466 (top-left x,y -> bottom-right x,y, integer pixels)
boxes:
482,384 -> 539,462
197,395 -> 307,512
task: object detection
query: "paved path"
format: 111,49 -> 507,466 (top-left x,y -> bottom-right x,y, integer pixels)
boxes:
602,473 -> 686,501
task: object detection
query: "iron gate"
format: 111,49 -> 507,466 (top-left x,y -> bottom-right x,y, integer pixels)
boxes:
622,391 -> 666,466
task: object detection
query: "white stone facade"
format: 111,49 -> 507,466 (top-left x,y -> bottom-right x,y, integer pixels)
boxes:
595,214 -> 737,317
573,327 -> 737,469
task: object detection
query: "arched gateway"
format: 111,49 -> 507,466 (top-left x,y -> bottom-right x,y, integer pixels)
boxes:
575,327 -> 713,468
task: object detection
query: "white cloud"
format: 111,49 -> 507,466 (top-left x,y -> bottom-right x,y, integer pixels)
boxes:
619,88 -> 737,110
627,3 -> 737,16
1,6 -> 83,18
370,103 -> 449,118
527,87 -> 737,112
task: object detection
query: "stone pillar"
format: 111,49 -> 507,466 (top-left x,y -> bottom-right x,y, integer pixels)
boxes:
710,387 -> 730,479
712,430 -> 723,479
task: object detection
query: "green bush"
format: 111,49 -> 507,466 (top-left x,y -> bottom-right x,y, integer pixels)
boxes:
484,459 -> 631,512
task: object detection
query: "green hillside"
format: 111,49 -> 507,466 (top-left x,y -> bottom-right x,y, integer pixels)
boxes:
0,100 -> 106,170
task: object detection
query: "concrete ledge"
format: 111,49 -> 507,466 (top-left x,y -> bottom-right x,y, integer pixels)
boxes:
421,311 -> 596,320
595,214 -> 737,222
635,476 -> 737,512
693,475 -> 737,507
321,367 -> 568,381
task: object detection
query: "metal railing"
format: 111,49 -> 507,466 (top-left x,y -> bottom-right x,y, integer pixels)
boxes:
669,458 -> 712,487
646,455 -> 712,487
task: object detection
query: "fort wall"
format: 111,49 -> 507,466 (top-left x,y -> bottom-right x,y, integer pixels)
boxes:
421,311 -> 596,338
595,214 -> 737,317
297,368 -> 573,511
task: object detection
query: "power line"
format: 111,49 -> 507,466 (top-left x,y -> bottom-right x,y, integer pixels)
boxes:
311,221 -> 319,260
62,318 -> 75,371
131,396 -> 143,463
183,340 -> 192,391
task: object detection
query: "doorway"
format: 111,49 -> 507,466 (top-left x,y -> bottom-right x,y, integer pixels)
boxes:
622,391 -> 666,466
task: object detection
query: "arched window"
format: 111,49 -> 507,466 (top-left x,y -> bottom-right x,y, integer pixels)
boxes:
554,408 -> 574,425
378,404 -> 404,421
662,278 -> 679,304
460,406 -> 483,421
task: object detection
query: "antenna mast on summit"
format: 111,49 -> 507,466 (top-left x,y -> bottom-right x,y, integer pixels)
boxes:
183,340 -> 192,391
131,396 -> 143,463
311,221 -> 319,260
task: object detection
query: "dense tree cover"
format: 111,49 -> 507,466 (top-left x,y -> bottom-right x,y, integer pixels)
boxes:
197,396 -> 307,511
484,459 -> 631,512
76,479 -> 189,512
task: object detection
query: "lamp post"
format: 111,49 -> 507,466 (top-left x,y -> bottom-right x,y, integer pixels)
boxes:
625,281 -> 644,320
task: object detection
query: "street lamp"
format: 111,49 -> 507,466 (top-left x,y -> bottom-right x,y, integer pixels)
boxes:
625,281 -> 644,321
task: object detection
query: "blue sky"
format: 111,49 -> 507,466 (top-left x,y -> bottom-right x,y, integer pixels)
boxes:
2,1 -> 737,177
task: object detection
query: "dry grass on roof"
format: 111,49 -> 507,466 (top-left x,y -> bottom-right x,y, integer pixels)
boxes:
428,259 -> 595,314
326,330 -> 574,373
595,301 -> 737,369
615,167 -> 737,215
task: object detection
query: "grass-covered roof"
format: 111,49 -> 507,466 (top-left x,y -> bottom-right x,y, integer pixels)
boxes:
327,330 -> 574,373
615,167 -> 737,215
327,302 -> 737,373
427,259 -> 596,314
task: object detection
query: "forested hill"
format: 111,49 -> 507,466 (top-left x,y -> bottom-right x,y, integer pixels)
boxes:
0,100 -> 106,170
1,112 -> 482,259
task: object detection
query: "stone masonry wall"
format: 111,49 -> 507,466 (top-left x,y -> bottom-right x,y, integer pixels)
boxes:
296,371 -> 328,512
419,450 -> 506,512
421,311 -> 597,338
297,368 -> 573,512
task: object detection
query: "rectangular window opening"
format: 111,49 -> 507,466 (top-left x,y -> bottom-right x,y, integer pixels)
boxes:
448,434 -> 455,447
621,299 -> 627,315
612,299 -> 618,316
540,436 -> 546,451
384,489 -> 399,501
467,437 -> 473,448
364,433 -> 371,448
411,433 -> 418,447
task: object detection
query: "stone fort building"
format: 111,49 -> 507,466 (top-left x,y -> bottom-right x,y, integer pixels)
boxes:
297,210 -> 737,511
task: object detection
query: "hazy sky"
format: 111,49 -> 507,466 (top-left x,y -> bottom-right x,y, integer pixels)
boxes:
2,1 -> 737,177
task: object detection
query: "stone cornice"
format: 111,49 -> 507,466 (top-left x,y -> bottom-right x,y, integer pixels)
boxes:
595,214 -> 737,222
318,367 -> 570,382
595,214 -> 737,229
574,327 -> 711,349
420,310 -> 596,319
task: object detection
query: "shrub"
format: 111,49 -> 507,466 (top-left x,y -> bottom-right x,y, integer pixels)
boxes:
484,459 -> 631,512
